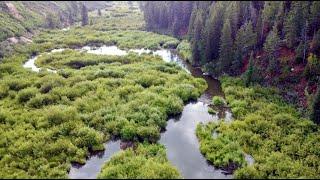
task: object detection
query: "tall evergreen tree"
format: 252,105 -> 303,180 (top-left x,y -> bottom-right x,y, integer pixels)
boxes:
70,1 -> 79,22
188,6 -> 197,41
284,1 -> 310,48
191,11 -> 204,66
264,25 -> 280,74
311,86 -> 320,124
232,21 -> 257,74
81,3 -> 88,26
46,13 -> 56,29
244,51 -> 255,87
310,1 -> 320,35
218,18 -> 233,74
225,2 -> 240,40
262,2 -> 282,30
204,2 -> 225,63
311,29 -> 320,55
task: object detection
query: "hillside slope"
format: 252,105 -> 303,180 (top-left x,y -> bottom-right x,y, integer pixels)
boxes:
0,1 -> 111,42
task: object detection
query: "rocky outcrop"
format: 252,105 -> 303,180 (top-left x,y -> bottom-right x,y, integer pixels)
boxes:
5,2 -> 23,20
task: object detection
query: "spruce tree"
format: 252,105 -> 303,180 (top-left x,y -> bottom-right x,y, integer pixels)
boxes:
311,29 -> 320,55
188,6 -> 197,41
46,13 -> 55,29
191,11 -> 204,66
284,1 -> 310,48
310,1 -> 320,35
262,2 -> 282,30
225,2 -> 240,40
232,21 -> 257,74
81,3 -> 88,26
71,1 -> 79,20
244,52 -> 255,87
218,18 -> 233,74
311,86 -> 320,124
235,21 -> 257,56
264,25 -> 280,74
204,2 -> 225,63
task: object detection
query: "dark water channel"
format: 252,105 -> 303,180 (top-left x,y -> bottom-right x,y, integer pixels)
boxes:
157,50 -> 233,179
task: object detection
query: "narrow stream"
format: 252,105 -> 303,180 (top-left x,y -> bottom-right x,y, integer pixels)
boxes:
23,46 -> 236,179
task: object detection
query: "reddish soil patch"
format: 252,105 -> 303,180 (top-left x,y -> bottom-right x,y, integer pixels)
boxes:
5,2 -> 23,20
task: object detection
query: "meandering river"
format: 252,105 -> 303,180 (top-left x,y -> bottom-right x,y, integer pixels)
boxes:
23,45 -> 240,179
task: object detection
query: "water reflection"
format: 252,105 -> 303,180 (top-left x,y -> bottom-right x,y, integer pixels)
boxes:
160,102 -> 232,179
81,45 -> 127,56
68,140 -> 121,179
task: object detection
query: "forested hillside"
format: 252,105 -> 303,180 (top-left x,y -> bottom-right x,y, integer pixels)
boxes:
141,1 -> 320,111
0,1 -> 111,58
0,1 -> 73,41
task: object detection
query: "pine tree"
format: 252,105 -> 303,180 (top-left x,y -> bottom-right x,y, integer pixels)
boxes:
235,21 -> 257,56
46,13 -> 55,29
67,6 -> 74,25
191,11 -> 204,66
227,2 -> 240,40
284,1 -> 310,48
311,86 -> 320,124
203,2 -> 225,63
264,25 -> 280,74
311,29 -> 320,55
310,1 -> 320,35
187,6 -> 197,41
244,52 -> 255,87
304,53 -> 320,80
232,21 -> 257,74
262,2 -> 282,30
81,3 -> 88,26
218,18 -> 233,74
256,11 -> 263,48
70,1 -> 79,22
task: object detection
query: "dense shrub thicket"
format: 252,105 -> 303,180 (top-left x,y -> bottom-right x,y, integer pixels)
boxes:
97,144 -> 181,179
197,76 -> 320,178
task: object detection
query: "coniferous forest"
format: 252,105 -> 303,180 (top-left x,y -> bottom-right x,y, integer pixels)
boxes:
0,1 -> 320,179
141,1 -> 320,110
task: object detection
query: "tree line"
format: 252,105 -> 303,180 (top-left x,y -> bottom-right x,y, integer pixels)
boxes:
141,1 -> 320,74
46,1 -> 89,28
140,1 -> 320,124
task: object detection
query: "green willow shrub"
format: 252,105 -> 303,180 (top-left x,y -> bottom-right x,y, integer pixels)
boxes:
0,85 -> 9,99
98,143 -> 181,179
196,122 -> 246,168
162,40 -> 180,49
212,96 -> 225,106
5,78 -> 30,91
208,107 -> 217,115
45,105 -> 78,125
17,87 -> 38,103
176,40 -> 192,63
